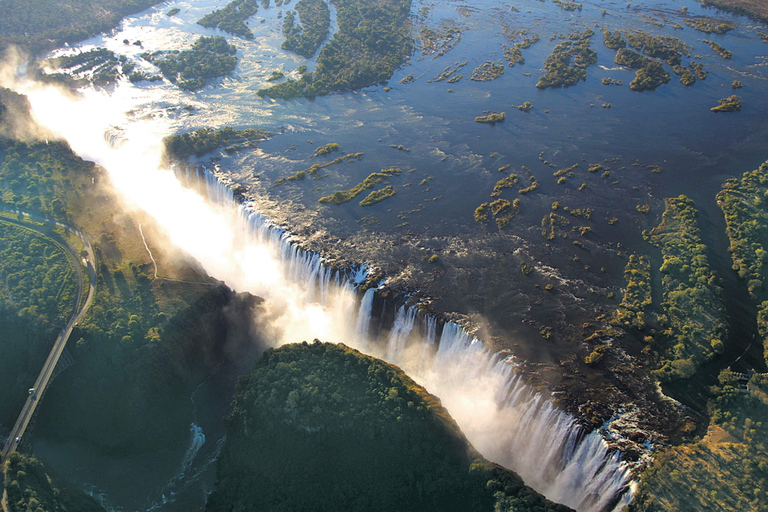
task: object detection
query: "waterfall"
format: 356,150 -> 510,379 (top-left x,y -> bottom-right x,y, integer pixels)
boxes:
15,76 -> 633,511
189,169 -> 634,512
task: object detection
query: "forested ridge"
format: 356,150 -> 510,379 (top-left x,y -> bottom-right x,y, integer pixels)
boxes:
207,341 -> 572,512
0,0 -> 165,54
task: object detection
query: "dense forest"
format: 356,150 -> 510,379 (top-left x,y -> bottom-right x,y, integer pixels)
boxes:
258,0 -> 413,98
144,36 -> 238,91
646,195 -> 728,381
281,0 -> 331,58
3,452 -> 105,512
207,341 -> 571,512
0,0 -> 165,54
0,218 -> 79,426
163,126 -> 271,160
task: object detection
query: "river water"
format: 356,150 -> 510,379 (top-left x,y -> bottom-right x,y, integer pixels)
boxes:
7,0 -> 768,510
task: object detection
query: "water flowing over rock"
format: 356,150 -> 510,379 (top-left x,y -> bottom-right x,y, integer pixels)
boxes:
187,165 -> 634,511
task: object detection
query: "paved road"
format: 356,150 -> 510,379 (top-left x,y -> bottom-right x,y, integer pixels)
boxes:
0,209 -> 96,462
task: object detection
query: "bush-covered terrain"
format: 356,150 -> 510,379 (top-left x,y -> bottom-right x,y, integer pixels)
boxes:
630,371 -> 768,511
258,0 -> 413,98
0,0 -> 164,54
198,0 -> 260,39
0,218 -> 79,426
281,0 -> 331,58
3,452 -> 105,512
536,28 -> 597,89
163,126 -> 272,160
647,195 -> 728,380
206,341 -> 572,512
144,36 -> 238,91
717,161 -> 768,363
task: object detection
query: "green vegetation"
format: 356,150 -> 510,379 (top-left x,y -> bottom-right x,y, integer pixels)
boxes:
166,7 -> 181,16
420,23 -> 462,58
630,371 -> 768,511
517,102 -> 534,112
474,202 -> 490,223
541,212 -> 570,240
319,167 -> 401,205
282,0 -> 331,58
630,61 -> 670,91
647,195 -> 728,380
275,152 -> 364,184
360,185 -> 396,206
613,254 -> 652,329
704,39 -> 733,59
602,29 -> 626,50
207,342 -> 571,512
163,126 -> 271,159
145,36 -> 238,91
537,28 -> 597,89
615,48 -> 649,69
197,0 -> 260,39
258,0 -> 413,98
552,0 -> 582,10
711,95 -> 742,112
314,142 -> 340,156
469,61 -> 505,81
683,16 -> 737,34
475,112 -> 506,124
733,80 -> 743,89
503,34 -> 540,67
0,218 -> 79,423
429,62 -> 467,83
717,161 -> 768,361
46,48 -> 134,86
0,0 -> 164,53
491,174 -> 519,196
3,453 -> 106,512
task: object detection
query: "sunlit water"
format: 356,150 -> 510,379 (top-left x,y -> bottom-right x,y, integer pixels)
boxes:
5,0 -> 768,509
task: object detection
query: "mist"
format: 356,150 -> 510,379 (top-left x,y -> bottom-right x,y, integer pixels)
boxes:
1,70 -> 631,511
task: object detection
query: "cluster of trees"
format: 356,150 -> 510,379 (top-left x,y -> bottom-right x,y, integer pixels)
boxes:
647,195 -> 728,380
258,0 -> 413,98
281,0 -> 331,58
207,341 -> 571,512
0,219 -> 79,425
146,36 -> 238,91
46,48 -> 135,86
197,0 -> 260,39
163,126 -> 272,160
613,254 -> 653,329
3,453 -> 105,512
0,0 -> 165,53
630,371 -> 768,511
606,30 -> 706,89
711,95 -> 742,112
319,166 -> 401,205
717,161 -> 768,362
683,16 -> 737,34
536,29 -> 597,89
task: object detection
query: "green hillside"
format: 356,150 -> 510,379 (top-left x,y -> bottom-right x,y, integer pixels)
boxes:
207,341 -> 572,512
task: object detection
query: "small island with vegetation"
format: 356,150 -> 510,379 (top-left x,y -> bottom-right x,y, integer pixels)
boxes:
163,126 -> 271,159
319,167 -> 401,205
197,0 -> 260,39
475,112 -> 506,124
282,0 -> 331,58
144,36 -> 238,91
711,95 -> 742,112
536,28 -> 597,89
